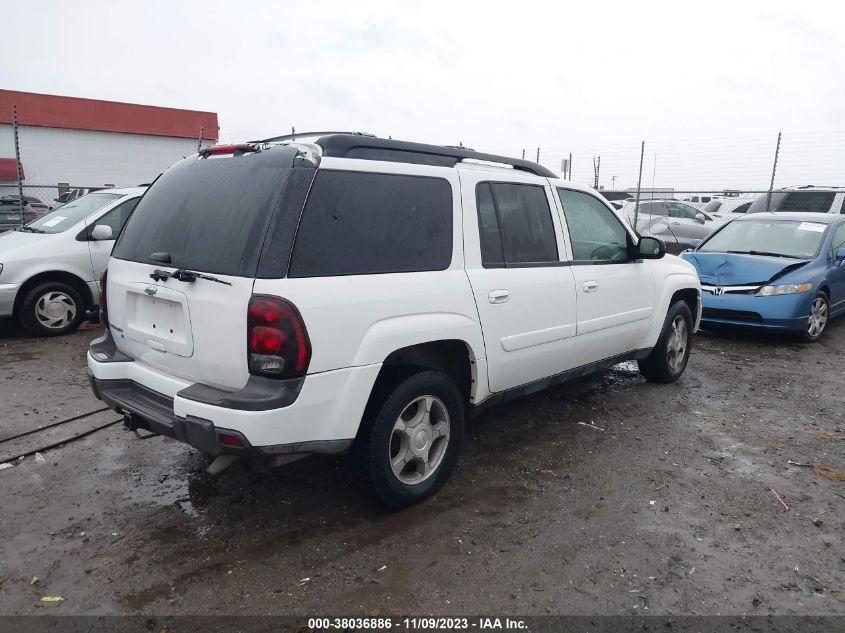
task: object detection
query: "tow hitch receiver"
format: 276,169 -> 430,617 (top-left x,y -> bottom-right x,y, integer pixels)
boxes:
123,412 -> 158,440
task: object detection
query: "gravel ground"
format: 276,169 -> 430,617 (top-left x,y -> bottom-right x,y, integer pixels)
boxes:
0,318 -> 843,616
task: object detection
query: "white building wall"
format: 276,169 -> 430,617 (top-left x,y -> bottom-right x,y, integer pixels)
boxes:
0,124 -> 214,187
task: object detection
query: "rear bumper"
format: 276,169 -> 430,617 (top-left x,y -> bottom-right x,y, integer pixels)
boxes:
87,330 -> 381,455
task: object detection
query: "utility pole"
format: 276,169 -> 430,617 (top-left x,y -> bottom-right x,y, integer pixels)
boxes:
569,152 -> 572,181
522,149 -> 525,159
633,141 -> 645,232
766,132 -> 782,213
12,105 -> 24,225
536,147 -> 540,163
291,126 -> 296,142
612,175 -> 617,189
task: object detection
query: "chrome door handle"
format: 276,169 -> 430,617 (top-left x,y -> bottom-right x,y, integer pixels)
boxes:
582,281 -> 599,293
488,289 -> 510,304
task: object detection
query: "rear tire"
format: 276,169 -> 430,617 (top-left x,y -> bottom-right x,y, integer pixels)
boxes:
359,370 -> 464,509
19,282 -> 85,337
799,291 -> 828,343
638,301 -> 693,383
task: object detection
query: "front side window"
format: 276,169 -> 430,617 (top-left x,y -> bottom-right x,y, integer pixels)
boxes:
92,197 -> 140,237
557,188 -> 630,262
289,171 -> 453,277
666,202 -> 699,219
639,201 -> 666,216
829,223 -> 845,258
475,182 -> 558,267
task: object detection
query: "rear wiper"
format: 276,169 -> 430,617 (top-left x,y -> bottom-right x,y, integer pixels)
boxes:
150,268 -> 232,286
15,225 -> 45,233
727,250 -> 794,258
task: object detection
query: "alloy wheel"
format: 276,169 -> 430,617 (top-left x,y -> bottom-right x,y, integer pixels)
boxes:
807,296 -> 828,338
389,395 -> 451,485
666,315 -> 688,372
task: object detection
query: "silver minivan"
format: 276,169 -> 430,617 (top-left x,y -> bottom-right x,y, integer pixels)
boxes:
0,187 -> 145,336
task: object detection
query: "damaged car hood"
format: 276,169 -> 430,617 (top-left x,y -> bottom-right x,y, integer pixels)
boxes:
680,252 -> 810,286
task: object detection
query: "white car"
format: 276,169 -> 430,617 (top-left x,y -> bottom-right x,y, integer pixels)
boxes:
702,197 -> 755,217
0,187 -> 145,336
87,136 -> 700,508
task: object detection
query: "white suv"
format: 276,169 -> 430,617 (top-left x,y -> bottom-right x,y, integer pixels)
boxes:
87,135 -> 701,507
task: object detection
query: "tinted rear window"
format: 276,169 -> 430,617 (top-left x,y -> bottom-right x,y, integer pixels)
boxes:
114,147 -> 297,277
288,170 -> 452,277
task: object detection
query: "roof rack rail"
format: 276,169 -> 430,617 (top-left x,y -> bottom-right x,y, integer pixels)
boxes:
315,134 -> 557,178
251,130 -> 376,144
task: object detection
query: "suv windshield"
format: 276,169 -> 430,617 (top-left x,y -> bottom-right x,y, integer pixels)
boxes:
27,193 -> 120,233
699,219 -> 827,259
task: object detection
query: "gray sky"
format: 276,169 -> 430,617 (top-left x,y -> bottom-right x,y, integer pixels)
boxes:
4,0 -> 844,189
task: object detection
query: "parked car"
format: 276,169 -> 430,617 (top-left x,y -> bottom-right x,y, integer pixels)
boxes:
746,186 -> 845,215
703,197 -> 754,217
619,199 -> 724,253
1,197 -> 36,231
0,187 -> 145,336
87,135 -> 701,508
681,212 -> 845,341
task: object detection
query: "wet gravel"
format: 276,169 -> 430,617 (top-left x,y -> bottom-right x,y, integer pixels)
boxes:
0,317 -> 843,616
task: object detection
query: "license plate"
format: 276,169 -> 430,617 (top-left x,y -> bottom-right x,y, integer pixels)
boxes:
128,294 -> 187,344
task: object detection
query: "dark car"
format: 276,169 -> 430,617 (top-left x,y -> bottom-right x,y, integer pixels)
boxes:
0,196 -> 42,232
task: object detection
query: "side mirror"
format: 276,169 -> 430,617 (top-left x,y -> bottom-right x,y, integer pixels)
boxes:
637,236 -> 665,259
90,224 -> 113,241
836,247 -> 845,262
689,239 -> 703,249
695,213 -> 706,224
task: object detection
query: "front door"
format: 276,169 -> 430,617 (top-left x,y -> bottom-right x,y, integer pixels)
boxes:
461,171 -> 578,393
554,187 -> 655,365
86,197 -> 140,281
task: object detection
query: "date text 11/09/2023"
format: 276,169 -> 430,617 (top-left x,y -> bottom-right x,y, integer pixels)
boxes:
308,617 -> 528,630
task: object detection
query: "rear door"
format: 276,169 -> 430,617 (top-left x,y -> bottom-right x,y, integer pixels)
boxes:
461,170 -> 578,393
828,222 -> 845,314
107,145 -> 309,391
554,187 -> 654,364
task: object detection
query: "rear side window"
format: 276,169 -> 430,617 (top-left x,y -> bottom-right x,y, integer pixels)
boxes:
288,171 -> 452,277
114,147 -> 299,277
781,192 -> 836,213
475,182 -> 558,267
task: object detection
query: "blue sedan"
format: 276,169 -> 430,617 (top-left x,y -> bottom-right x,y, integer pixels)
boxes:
681,212 -> 845,342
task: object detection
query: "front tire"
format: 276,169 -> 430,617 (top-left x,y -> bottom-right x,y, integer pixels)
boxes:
638,301 -> 693,383
800,291 -> 828,342
19,282 -> 85,337
361,370 -> 464,509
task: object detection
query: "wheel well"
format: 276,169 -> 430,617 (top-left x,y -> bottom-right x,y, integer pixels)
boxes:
671,288 -> 698,318
818,285 -> 830,298
13,271 -> 95,316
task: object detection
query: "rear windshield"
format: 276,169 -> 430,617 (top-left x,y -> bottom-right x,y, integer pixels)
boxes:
114,148 -> 296,277
27,193 -> 119,233
699,219 -> 827,259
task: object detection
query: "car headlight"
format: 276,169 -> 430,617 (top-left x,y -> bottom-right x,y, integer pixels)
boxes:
756,282 -> 812,296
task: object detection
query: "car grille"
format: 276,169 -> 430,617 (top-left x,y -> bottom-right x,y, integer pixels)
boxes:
701,308 -> 763,323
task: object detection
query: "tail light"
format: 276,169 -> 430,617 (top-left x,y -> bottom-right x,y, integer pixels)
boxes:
99,270 -> 108,327
247,295 -> 311,379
